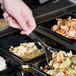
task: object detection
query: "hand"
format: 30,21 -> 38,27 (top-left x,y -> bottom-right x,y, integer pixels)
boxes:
1,0 -> 36,35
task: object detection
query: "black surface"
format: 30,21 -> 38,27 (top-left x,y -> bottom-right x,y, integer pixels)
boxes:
23,0 -> 61,9
36,32 -> 65,50
33,0 -> 73,16
0,27 -> 20,37
8,70 -> 36,76
0,8 -> 3,19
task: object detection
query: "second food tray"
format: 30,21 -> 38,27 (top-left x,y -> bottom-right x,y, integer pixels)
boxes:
36,11 -> 76,51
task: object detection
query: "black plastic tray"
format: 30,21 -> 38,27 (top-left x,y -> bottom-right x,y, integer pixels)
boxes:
0,31 -> 65,65
0,32 -> 46,65
34,49 -> 76,76
0,48 -> 21,76
35,11 -> 76,51
36,32 -> 65,50
7,70 -> 37,76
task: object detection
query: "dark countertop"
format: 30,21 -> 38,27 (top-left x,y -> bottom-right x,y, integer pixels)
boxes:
33,0 -> 74,17
32,0 -> 76,24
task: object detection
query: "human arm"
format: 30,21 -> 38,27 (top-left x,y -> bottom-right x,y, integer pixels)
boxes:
0,0 -> 36,35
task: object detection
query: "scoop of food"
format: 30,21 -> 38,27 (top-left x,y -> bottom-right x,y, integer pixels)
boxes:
0,56 -> 7,71
52,17 -> 76,39
9,42 -> 44,59
40,50 -> 76,76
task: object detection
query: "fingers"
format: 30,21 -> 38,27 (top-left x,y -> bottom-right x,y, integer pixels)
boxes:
3,11 -> 21,29
14,12 -> 36,35
27,15 -> 36,31
3,11 -> 36,35
3,11 -> 9,22
7,16 -> 21,29
21,8 -> 36,31
20,9 -> 36,34
15,13 -> 32,35
3,0 -> 36,35
16,17 -> 29,31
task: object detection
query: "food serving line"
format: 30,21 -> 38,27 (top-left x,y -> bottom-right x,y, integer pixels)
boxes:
0,0 -> 76,76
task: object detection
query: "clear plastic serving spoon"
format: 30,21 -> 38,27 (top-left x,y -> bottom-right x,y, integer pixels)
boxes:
28,31 -> 57,66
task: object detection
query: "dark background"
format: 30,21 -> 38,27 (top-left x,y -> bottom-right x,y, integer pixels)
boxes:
0,0 -> 75,19
0,0 -> 51,19
0,4 -> 3,19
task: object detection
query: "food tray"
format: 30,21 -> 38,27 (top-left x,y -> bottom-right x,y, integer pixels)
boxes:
0,32 -> 46,65
0,30 -> 65,65
0,48 -> 21,76
35,11 -> 76,51
32,49 -> 76,76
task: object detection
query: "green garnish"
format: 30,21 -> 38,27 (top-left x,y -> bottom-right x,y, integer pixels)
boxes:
63,54 -> 68,57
